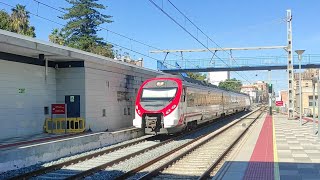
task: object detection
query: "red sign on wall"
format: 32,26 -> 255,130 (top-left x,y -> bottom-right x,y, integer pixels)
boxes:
275,101 -> 284,107
52,104 -> 66,114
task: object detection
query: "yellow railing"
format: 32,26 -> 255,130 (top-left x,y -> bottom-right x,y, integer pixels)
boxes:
44,118 -> 85,134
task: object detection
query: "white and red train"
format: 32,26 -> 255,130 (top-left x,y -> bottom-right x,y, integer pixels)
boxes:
133,75 -> 251,134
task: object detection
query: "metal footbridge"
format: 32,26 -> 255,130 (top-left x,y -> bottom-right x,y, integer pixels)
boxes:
158,54 -> 320,72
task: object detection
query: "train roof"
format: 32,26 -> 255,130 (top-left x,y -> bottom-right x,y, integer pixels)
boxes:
156,74 -> 249,96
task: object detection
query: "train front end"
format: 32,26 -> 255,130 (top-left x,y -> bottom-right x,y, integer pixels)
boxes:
133,77 -> 183,134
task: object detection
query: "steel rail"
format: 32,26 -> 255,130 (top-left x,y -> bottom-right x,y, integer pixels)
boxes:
116,107 -> 263,180
10,108 -> 255,180
8,135 -> 155,180
198,108 -> 264,180
64,111 -> 245,179
65,137 -> 175,180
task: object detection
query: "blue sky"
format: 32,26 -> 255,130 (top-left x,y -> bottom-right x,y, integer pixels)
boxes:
1,0 -> 320,93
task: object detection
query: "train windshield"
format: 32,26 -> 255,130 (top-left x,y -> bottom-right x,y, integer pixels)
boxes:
141,88 -> 177,101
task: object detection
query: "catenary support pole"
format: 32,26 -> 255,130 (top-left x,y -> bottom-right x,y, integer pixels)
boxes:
287,9 -> 294,119
299,59 -> 302,125
295,50 -> 305,126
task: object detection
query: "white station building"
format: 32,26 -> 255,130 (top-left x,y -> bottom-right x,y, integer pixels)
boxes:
0,30 -> 163,140
207,71 -> 230,86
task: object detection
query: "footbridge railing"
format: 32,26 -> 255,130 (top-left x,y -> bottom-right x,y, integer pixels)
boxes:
158,54 -> 320,72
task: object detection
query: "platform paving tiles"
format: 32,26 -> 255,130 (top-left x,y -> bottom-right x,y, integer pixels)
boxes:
275,115 -> 320,179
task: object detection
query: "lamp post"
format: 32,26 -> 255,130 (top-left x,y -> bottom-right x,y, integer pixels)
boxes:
295,50 -> 305,126
312,77 -> 317,134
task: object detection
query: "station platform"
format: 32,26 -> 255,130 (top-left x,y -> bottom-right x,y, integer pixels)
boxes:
0,133 -> 86,150
0,127 -> 143,173
0,126 -> 143,150
214,113 -> 320,180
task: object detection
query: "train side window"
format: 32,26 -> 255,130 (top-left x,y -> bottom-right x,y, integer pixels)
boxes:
187,92 -> 194,107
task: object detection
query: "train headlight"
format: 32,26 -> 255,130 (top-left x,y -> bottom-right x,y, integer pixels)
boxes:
156,81 -> 165,87
137,110 -> 141,115
171,105 -> 176,110
166,109 -> 171,115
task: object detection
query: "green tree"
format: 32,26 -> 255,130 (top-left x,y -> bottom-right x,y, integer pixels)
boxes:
0,5 -> 35,37
187,72 -> 206,81
49,28 -> 65,45
10,4 -> 35,37
0,10 -> 11,31
218,78 -> 242,92
55,0 -> 114,58
89,44 -> 114,58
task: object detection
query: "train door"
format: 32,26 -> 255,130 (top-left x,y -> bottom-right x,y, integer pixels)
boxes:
221,92 -> 224,115
180,87 -> 187,116
65,95 -> 80,118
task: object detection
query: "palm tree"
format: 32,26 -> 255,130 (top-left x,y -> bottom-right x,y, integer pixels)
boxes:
11,4 -> 28,33
49,29 -> 65,45
10,4 -> 35,37
0,10 -> 11,30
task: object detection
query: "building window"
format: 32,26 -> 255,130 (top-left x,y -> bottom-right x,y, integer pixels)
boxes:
102,109 -> 106,117
128,107 -> 131,115
44,107 -> 49,115
309,96 -> 318,107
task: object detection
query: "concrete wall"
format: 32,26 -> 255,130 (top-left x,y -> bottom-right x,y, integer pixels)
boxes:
0,128 -> 144,173
0,60 -> 56,140
84,61 -> 161,131
55,67 -> 86,118
0,57 -> 163,139
0,59 -> 163,139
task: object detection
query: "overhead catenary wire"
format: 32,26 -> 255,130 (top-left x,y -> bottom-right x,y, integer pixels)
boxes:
166,0 -> 256,64
30,0 -> 193,65
31,0 -> 165,51
148,0 -> 251,84
0,1 -> 65,26
164,0 -> 287,84
31,0 -> 204,70
106,40 -> 177,68
10,0 -> 224,71
0,1 -> 178,69
165,0 -> 253,82
148,0 -> 251,83
28,0 -> 202,70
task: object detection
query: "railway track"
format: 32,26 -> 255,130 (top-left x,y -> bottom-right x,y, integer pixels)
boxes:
8,135 -> 162,180
8,109 -> 258,180
121,107 -> 265,180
